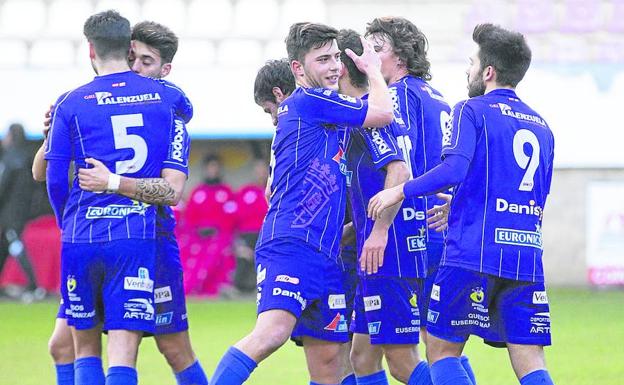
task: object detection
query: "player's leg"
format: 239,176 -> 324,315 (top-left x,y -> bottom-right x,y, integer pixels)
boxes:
426,266 -> 494,385
62,242 -> 105,385
211,239 -> 320,385
153,234 -> 208,384
421,243 -> 477,385
49,317 -> 75,385
350,333 -> 386,381
497,280 -> 554,385
339,340 -> 356,385
210,308 -> 297,385
301,337 -> 344,384
101,239 -> 156,385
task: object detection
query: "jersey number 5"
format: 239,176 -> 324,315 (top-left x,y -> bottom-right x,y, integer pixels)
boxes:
111,113 -> 147,174
513,129 -> 540,191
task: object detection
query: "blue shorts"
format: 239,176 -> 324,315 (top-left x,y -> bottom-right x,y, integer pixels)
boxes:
256,238 -> 350,344
422,241 -> 444,327
426,266 -> 552,346
57,254 -> 71,320
61,239 -> 156,333
153,233 -> 189,335
350,276 -> 423,345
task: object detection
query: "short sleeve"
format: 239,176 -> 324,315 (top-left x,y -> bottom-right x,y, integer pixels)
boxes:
358,124 -> 403,170
297,88 -> 368,128
162,118 -> 190,175
160,80 -> 193,123
45,94 -> 73,161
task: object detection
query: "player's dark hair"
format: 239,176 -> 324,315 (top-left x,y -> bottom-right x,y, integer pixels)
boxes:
83,10 -> 131,60
254,59 -> 296,104
286,22 -> 339,63
132,21 -> 178,64
337,29 -> 368,90
202,153 -> 221,165
472,23 -> 531,88
365,16 -> 431,81
7,123 -> 26,147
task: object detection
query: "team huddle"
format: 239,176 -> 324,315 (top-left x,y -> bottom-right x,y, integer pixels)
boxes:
38,8 -> 555,385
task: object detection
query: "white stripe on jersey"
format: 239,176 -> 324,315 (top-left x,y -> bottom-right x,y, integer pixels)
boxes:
323,130 -> 329,157
402,78 -> 411,132
295,118 -> 301,167
89,223 -> 93,244
143,214 -> 146,239
74,116 -> 87,159
355,152 -> 367,237
319,206 -> 332,252
108,222 -> 112,242
126,216 -> 130,238
446,100 -> 469,151
329,184 -> 344,256
479,116 -> 489,273
499,249 -> 503,276
391,223 -> 401,277
271,172 -> 290,239
516,250 -> 521,280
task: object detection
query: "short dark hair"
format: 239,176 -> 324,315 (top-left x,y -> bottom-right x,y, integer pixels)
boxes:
202,153 -> 221,165
337,29 -> 367,90
83,10 -> 131,60
285,22 -> 338,63
254,59 -> 296,104
366,17 -> 431,81
7,123 -> 26,147
132,21 -> 178,64
472,23 -> 531,88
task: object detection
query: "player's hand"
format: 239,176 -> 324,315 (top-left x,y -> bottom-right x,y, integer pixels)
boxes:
345,36 -> 381,76
367,184 -> 405,220
43,104 -> 53,131
360,228 -> 387,275
427,193 -> 452,232
341,221 -> 356,247
78,158 -> 111,192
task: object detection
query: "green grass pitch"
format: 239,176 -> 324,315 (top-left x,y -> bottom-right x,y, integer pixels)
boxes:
0,288 -> 622,384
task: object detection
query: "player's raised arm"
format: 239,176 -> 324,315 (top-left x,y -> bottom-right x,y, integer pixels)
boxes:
345,36 -> 393,128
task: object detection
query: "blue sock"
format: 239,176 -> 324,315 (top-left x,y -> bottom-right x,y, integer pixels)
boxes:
74,356 -> 105,385
430,357 -> 472,385
106,366 -> 137,385
356,370 -> 389,385
176,360 -> 209,385
210,346 -> 257,385
460,356 -> 476,385
520,370 -> 554,385
55,362 -> 74,385
408,360 -> 432,385
341,373 -> 357,385
310,382 -> 339,385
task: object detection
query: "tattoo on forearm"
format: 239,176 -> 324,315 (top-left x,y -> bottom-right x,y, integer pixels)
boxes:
134,178 -> 176,205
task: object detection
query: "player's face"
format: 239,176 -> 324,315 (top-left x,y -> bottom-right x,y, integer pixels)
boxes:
295,39 -> 342,90
259,100 -> 279,126
367,33 -> 401,84
129,40 -> 171,79
467,49 -> 486,97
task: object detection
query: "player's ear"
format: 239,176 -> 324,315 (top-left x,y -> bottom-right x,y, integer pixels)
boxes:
291,60 -> 304,79
272,87 -> 285,103
88,42 -> 96,60
483,65 -> 495,83
160,63 -> 172,78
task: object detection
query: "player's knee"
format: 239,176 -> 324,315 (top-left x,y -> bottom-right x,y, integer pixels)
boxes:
158,343 -> 195,372
48,335 -> 74,363
251,323 -> 291,353
350,347 -> 382,374
386,359 -> 412,383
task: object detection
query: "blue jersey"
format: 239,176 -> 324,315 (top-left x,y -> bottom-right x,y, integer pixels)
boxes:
46,71 -> 192,243
257,87 -> 368,259
156,117 -> 191,235
347,120 -> 427,278
390,76 -> 451,243
441,89 -> 555,282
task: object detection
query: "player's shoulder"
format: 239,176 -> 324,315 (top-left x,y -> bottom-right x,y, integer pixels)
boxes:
298,86 -> 359,105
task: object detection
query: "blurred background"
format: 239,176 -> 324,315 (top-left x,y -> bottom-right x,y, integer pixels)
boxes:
0,0 -> 623,302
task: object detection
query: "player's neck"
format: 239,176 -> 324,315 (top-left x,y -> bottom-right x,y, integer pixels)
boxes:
95,59 -> 131,76
484,83 -> 515,95
387,69 -> 409,85
340,82 -> 367,99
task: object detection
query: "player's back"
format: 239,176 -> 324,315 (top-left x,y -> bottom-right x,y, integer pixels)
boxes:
46,71 -> 188,243
442,89 -> 555,282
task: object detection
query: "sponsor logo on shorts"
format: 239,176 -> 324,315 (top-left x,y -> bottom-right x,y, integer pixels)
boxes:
470,287 -> 488,313
123,298 -> 154,321
95,91 -> 161,105
395,326 -> 419,334
532,291 -> 548,304
364,295 -> 381,311
451,313 -> 490,328
86,204 -> 148,219
71,309 -> 96,319
494,227 -> 542,249
256,264 -> 266,285
409,293 -> 418,308
275,275 -> 300,285
124,268 -> 154,293
154,286 -> 172,304
155,312 -> 173,326
431,285 -> 440,301
328,294 -> 346,309
530,312 -> 550,334
427,309 -> 440,324
272,287 -> 307,310
67,276 -> 77,293
324,313 -> 348,332
368,321 -> 381,335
